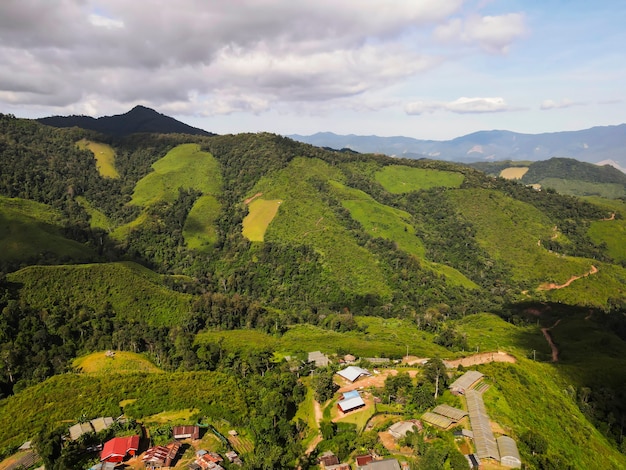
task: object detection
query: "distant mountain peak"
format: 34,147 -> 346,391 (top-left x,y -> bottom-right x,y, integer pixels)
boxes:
37,106 -> 213,137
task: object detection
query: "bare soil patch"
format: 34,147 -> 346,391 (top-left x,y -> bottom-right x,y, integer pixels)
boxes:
244,192 -> 263,205
541,319 -> 561,362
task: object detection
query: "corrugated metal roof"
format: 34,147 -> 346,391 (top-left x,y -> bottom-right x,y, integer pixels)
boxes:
432,404 -> 468,421
338,395 -> 366,412
337,366 -> 371,382
363,458 -> 402,470
497,436 -> 521,468
466,390 -> 499,461
421,412 -> 454,428
449,370 -> 484,393
91,417 -> 114,433
388,421 -> 419,438
343,390 -> 361,400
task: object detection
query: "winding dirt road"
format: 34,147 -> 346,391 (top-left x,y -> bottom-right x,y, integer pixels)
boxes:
541,319 -> 561,362
538,265 -> 598,291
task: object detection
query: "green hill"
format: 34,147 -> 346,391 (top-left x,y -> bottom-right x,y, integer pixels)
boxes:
0,196 -> 96,268
7,262 -> 193,325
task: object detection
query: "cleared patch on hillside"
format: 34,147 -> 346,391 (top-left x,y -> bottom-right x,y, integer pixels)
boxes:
131,143 -> 222,206
538,177 -> 626,199
73,351 -> 162,374
255,157 -> 391,298
587,198 -> 626,263
7,262 -> 193,326
75,196 -> 112,231
0,196 -> 95,264
330,181 -> 478,289
184,194 -> 221,250
142,409 -> 199,424
77,138 -> 119,178
110,212 -> 149,241
447,188 -> 591,285
242,198 -> 282,242
375,165 -> 464,194
499,167 -> 529,180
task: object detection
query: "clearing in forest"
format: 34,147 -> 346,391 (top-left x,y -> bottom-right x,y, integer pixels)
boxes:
183,194 -> 221,250
242,198 -> 282,241
73,351 -> 163,374
375,165 -> 464,193
499,167 -> 529,180
77,139 -> 119,178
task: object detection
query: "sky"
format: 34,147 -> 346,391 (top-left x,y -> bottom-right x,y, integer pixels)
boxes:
0,0 -> 624,140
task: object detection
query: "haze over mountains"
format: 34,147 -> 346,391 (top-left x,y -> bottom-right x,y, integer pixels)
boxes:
289,125 -> 626,171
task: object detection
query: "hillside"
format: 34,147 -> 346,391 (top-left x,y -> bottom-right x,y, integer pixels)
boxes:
38,105 -> 213,137
290,124 -> 626,167
1,112 -> 625,469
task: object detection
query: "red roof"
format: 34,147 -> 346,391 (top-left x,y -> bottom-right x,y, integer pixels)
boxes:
101,435 -> 140,462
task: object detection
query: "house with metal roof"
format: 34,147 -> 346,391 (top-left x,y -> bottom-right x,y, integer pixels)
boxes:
432,404 -> 468,421
387,420 -> 422,439
337,390 -> 366,413
336,366 -> 371,382
361,458 -> 402,470
421,412 -> 454,429
308,351 -> 330,367
466,390 -> 500,461
449,370 -> 484,395
173,425 -> 200,440
100,435 -> 140,463
497,436 -> 522,468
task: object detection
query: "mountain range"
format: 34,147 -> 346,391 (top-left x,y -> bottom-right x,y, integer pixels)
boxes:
289,125 -> 626,170
0,107 -> 625,469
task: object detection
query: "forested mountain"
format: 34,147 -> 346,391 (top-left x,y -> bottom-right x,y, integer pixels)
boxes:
290,124 -> 626,167
1,111 -> 625,469
37,105 -> 213,137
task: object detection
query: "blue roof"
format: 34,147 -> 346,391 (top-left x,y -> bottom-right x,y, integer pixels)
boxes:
343,390 -> 361,399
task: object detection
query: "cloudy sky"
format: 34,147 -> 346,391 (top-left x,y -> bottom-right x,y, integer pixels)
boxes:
1,0 -> 624,139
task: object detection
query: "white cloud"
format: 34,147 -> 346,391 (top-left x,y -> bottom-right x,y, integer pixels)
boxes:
88,14 -> 124,29
435,13 -> 526,53
406,96 -> 516,115
540,98 -> 585,110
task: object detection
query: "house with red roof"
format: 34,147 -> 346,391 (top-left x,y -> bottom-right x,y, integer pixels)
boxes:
100,435 -> 140,463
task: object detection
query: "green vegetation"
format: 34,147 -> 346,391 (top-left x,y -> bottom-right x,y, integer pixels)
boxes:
130,143 -> 222,206
183,194 -> 221,250
73,351 -> 163,374
75,196 -> 112,231
7,262 -> 193,325
76,139 -> 119,178
0,196 -> 96,268
375,165 -> 464,193
242,198 -> 282,241
536,178 -> 626,199
587,198 -> 626,263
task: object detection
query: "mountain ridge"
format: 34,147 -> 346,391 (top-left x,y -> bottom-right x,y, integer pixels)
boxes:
37,105 -> 214,137
289,124 -> 626,168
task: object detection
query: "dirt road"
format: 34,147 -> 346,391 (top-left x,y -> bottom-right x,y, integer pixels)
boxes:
538,265 -> 598,291
541,319 -> 561,362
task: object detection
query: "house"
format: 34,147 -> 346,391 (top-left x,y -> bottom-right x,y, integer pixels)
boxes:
336,366 -> 371,383
337,390 -> 366,413
225,450 -> 243,465
193,450 -> 224,469
69,416 -> 115,441
100,435 -> 140,463
387,420 -> 422,440
173,425 -> 200,440
361,458 -> 402,470
497,436 -> 522,468
355,454 -> 374,469
344,354 -> 356,362
308,351 -> 330,367
326,464 -> 351,470
319,450 -> 339,467
449,370 -> 484,395
142,441 -> 181,468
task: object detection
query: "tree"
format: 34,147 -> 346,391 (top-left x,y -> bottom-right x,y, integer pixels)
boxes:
312,371 -> 337,403
423,358 -> 448,399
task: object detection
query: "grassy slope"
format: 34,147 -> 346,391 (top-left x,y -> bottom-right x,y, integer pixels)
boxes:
130,143 -> 222,206
7,262 -> 193,326
446,189 -> 592,286
538,177 -> 625,199
0,196 -> 95,264
258,157 -> 391,298
331,181 -> 477,289
76,139 -> 119,178
242,199 -> 283,242
586,198 -> 626,263
183,194 -> 221,250
75,196 -> 112,231
0,371 -> 246,449
196,316 -> 453,359
500,167 -> 529,180
456,312 -> 626,467
375,165 -> 464,194
73,351 -> 163,374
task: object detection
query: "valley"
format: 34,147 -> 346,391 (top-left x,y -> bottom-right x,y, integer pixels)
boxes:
0,111 -> 624,469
